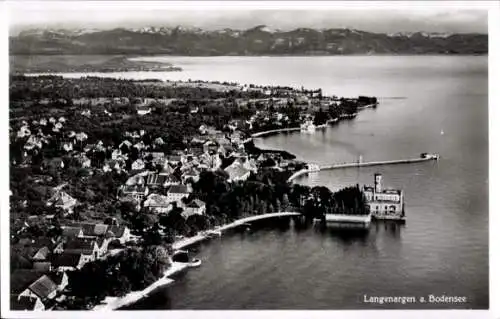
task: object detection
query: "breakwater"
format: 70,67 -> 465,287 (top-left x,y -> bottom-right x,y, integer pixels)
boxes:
320,156 -> 438,170
287,155 -> 438,182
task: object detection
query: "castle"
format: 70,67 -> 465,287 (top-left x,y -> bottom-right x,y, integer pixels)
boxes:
363,173 -> 405,220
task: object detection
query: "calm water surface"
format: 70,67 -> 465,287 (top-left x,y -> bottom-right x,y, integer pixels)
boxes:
59,56 -> 488,309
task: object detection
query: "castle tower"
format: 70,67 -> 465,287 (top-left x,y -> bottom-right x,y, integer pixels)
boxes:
374,173 -> 382,193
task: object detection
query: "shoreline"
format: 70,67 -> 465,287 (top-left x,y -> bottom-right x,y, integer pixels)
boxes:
92,261 -> 188,311
92,212 -> 301,311
173,212 -> 301,250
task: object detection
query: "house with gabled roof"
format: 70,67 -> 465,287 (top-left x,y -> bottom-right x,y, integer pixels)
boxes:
162,173 -> 181,187
63,238 -> 100,261
111,149 -> 123,160
75,153 -> 92,168
145,173 -> 168,189
243,158 -> 258,173
126,173 -> 146,186
224,162 -> 251,182
153,137 -> 165,146
107,225 -> 131,244
166,155 -> 182,166
120,185 -> 149,201
24,135 -> 43,150
182,199 -> 206,219
166,185 -> 191,205
133,141 -> 147,152
144,152 -> 165,166
95,237 -> 111,257
70,222 -> 109,238
131,159 -> 146,171
75,132 -> 88,142
61,226 -> 84,239
47,271 -> 68,293
187,147 -> 204,157
46,191 -> 77,214
182,167 -> 200,183
32,247 -> 50,262
103,159 -> 124,173
51,252 -> 86,271
42,157 -> 65,171
81,109 -> 91,118
119,140 -> 132,150
144,194 -> 171,214
160,163 -> 176,176
17,274 -> 58,305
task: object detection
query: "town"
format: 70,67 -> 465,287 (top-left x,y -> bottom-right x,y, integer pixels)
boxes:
9,75 -> 378,310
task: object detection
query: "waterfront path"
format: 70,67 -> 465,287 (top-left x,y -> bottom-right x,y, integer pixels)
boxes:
251,127 -> 301,138
93,212 -> 301,310
287,156 -> 438,182
173,212 -> 301,250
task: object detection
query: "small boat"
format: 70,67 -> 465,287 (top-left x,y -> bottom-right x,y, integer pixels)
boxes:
421,153 -> 440,160
188,258 -> 202,268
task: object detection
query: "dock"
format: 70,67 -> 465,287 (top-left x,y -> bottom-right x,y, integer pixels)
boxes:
287,154 -> 439,182
319,156 -> 438,170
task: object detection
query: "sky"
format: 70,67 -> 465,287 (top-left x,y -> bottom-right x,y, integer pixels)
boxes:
7,1 -> 489,35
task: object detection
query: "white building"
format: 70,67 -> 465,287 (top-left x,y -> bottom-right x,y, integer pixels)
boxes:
363,173 -> 405,220
144,194 -> 171,214
131,159 -> 146,171
166,185 -> 191,205
137,106 -> 152,116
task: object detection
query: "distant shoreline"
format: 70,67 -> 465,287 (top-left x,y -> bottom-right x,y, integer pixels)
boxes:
9,55 -> 183,74
11,53 -> 488,57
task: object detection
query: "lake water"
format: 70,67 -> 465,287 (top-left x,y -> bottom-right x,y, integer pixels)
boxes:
56,56 -> 489,309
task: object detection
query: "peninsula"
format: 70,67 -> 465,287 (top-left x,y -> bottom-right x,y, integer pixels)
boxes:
8,74 -> 398,311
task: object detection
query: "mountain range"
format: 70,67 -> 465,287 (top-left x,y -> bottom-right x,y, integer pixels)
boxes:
10,25 -> 488,56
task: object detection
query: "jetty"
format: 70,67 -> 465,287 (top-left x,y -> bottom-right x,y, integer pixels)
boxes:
320,155 -> 438,171
287,154 -> 439,182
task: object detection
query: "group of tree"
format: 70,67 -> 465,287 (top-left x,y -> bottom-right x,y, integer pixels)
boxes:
61,245 -> 170,309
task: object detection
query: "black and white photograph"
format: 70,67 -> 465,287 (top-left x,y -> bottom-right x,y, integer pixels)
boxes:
1,1 -> 498,318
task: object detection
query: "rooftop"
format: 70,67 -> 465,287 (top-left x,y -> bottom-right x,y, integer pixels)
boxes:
11,270 -> 47,294
168,184 -> 190,194
28,275 -> 58,300
51,252 -> 83,268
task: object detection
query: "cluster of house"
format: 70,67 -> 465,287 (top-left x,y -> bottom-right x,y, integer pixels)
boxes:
117,125 -> 263,218
11,221 -> 131,310
10,90 -> 312,311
